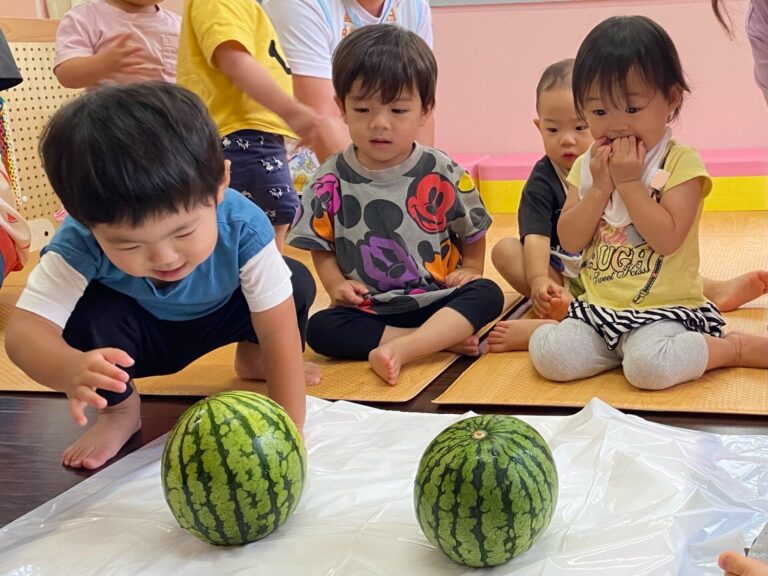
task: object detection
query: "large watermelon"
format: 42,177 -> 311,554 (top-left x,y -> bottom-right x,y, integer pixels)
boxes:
161,391 -> 306,546
414,415 -> 558,567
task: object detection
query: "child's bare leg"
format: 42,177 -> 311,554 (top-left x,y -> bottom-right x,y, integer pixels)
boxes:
705,332 -> 768,371
491,238 -> 530,296
273,224 -> 288,254
702,272 -> 768,312
369,308 -> 475,385
235,340 -> 321,385
487,318 -> 558,352
718,550 -> 768,576
378,325 -> 481,356
62,389 -> 141,470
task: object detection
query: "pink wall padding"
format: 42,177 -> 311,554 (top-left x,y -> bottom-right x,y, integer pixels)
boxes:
451,153 -> 490,181
476,152 -> 542,182
474,149 -> 768,183
698,149 -> 768,177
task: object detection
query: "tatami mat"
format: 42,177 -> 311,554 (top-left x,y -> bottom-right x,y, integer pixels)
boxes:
435,230 -> 768,415
434,307 -> 768,414
130,291 -> 522,402
1,213 -> 764,409
0,247 -> 521,402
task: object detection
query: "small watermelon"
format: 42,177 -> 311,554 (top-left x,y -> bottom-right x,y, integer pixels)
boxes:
414,415 -> 558,567
161,391 -> 306,546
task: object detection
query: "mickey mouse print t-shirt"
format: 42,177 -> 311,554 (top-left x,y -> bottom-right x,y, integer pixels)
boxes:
288,143 -> 491,314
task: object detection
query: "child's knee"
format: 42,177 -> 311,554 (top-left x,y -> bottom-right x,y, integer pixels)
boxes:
529,323 -> 574,381
622,338 -> 706,390
474,279 -> 505,319
622,358 -> 679,390
491,237 -> 520,265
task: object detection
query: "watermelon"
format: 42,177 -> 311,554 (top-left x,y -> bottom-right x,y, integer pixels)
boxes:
161,391 -> 306,546
413,415 -> 558,567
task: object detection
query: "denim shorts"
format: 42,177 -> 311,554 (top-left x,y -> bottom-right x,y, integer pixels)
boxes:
222,129 -> 299,225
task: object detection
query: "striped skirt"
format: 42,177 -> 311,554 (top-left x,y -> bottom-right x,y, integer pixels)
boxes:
568,299 -> 726,350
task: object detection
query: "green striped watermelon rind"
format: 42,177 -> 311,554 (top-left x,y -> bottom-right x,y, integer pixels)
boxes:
161,391 -> 307,546
414,415 -> 558,568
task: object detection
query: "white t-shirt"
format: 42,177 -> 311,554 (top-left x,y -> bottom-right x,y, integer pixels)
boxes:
263,0 -> 432,79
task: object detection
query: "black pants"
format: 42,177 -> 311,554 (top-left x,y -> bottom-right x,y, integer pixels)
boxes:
306,279 -> 504,359
62,257 -> 315,406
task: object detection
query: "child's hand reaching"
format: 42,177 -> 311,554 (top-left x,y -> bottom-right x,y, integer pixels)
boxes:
529,276 -> 564,318
285,102 -> 322,152
95,33 -> 145,79
65,348 -> 134,426
589,137 -> 615,194
445,267 -> 482,288
331,279 -> 370,307
609,135 -> 645,187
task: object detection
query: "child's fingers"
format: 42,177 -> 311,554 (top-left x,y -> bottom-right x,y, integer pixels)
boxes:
548,284 -> 563,298
340,285 -> 364,305
100,348 -> 135,369
92,362 -> 131,385
69,398 -> 92,427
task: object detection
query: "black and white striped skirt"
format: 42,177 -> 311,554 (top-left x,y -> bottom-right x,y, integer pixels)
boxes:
568,299 -> 726,350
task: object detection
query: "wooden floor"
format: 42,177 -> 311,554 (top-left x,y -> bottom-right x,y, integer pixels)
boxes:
1,212 -> 767,528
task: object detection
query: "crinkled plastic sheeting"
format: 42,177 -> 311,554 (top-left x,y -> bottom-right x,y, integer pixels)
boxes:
0,398 -> 766,575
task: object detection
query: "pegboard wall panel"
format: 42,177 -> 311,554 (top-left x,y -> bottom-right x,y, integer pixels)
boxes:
4,42 -> 81,221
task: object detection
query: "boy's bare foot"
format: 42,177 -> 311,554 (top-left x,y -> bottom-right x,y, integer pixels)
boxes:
486,319 -> 556,353
369,345 -> 401,386
718,550 -> 768,576
235,342 -> 322,385
724,331 -> 768,368
62,391 -> 141,470
707,271 -> 768,312
447,335 -> 481,356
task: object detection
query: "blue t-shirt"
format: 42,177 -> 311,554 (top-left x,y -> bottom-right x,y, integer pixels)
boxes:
42,189 -> 276,321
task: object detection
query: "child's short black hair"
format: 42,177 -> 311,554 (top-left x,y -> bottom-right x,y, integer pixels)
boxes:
572,16 -> 690,121
332,24 -> 436,111
39,82 -> 224,228
535,58 -> 575,113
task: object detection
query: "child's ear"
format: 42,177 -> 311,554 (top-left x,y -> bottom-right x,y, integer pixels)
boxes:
334,95 -> 348,123
419,105 -> 434,126
533,117 -> 541,130
216,160 -> 231,204
668,85 -> 683,113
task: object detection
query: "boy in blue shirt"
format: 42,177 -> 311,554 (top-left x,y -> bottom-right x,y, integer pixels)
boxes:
5,82 -> 318,469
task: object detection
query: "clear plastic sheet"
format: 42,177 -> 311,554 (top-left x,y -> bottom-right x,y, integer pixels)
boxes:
1,398 -> 765,575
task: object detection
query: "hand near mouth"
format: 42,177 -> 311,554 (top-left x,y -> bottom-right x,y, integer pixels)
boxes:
609,135 -> 645,186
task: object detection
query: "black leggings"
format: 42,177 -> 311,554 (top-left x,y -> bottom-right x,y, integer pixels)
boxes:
62,257 -> 315,406
306,279 -> 504,360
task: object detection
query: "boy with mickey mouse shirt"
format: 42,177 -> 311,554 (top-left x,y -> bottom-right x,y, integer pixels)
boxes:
289,25 -> 503,387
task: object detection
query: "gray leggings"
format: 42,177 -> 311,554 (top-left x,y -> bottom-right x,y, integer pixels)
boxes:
529,319 -> 709,390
